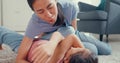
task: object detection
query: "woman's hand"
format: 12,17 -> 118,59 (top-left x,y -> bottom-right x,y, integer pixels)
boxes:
30,41 -> 55,63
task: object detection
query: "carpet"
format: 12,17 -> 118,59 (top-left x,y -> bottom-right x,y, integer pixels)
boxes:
0,42 -> 120,63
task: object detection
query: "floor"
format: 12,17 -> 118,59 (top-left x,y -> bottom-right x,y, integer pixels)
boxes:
0,34 -> 120,63
93,34 -> 120,63
99,42 -> 120,63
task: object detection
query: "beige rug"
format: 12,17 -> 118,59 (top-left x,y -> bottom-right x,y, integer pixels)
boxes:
0,42 -> 120,63
99,42 -> 120,63
0,44 -> 16,63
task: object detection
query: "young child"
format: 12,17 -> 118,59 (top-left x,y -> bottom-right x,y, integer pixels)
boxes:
27,32 -> 98,63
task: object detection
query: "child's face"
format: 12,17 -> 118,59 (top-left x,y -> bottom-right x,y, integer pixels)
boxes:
33,0 -> 58,25
63,48 -> 91,63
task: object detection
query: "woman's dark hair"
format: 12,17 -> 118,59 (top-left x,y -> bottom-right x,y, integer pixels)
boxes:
27,0 -> 65,26
53,3 -> 65,26
69,52 -> 98,63
27,0 -> 34,10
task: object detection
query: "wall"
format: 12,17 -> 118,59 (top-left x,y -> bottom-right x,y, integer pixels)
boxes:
2,0 -> 33,31
0,0 -> 1,25
91,0 -> 101,6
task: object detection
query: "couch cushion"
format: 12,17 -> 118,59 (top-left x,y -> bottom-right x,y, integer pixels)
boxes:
112,0 -> 120,5
78,2 -> 97,12
77,10 -> 107,20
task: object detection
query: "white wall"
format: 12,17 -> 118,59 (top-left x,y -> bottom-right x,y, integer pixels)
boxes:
2,0 -> 33,31
0,0 -> 1,25
91,0 -> 101,6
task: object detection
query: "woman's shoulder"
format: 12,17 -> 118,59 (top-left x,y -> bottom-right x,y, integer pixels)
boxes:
57,0 -> 79,14
31,13 -> 40,21
57,0 -> 75,9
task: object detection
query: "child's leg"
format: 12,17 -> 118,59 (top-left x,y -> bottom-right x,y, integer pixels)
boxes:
57,26 -> 75,37
0,26 -> 23,53
83,42 -> 98,55
75,30 -> 111,55
0,45 -> 2,50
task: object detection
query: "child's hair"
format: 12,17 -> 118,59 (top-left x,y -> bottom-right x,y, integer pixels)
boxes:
69,51 -> 98,63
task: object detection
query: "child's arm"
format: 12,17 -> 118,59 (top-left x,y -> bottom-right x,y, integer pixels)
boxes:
70,34 -> 84,48
48,34 -> 83,63
30,32 -> 64,63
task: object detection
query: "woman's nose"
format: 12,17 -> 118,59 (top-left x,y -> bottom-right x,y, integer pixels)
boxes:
45,10 -> 52,18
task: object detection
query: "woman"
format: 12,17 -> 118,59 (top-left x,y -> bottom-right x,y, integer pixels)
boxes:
24,0 -> 111,55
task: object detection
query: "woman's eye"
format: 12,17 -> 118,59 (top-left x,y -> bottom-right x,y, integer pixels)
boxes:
48,5 -> 53,9
48,7 -> 53,9
39,11 -> 43,14
38,10 -> 44,14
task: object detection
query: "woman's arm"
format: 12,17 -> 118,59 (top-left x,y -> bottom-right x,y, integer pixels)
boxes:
16,36 -> 33,63
71,19 -> 77,30
16,32 -> 45,63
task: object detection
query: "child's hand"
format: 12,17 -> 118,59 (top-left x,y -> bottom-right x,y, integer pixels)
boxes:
64,47 -> 87,63
30,41 -> 55,63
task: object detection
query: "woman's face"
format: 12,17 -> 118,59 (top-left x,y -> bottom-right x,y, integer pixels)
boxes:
33,0 -> 58,25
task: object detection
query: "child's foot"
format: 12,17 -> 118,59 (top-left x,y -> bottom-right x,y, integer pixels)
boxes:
0,45 -> 3,50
